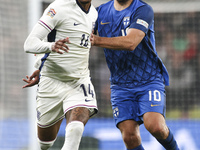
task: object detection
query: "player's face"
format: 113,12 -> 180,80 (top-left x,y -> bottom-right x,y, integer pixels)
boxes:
116,0 -> 131,3
78,0 -> 92,5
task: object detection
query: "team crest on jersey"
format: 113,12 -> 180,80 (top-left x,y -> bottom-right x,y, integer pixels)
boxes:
123,17 -> 130,26
113,107 -> 119,117
47,8 -> 56,18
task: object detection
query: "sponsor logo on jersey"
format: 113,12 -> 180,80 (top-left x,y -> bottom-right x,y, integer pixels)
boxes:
47,8 -> 56,18
136,19 -> 149,29
74,23 -> 81,26
151,104 -> 160,107
100,21 -> 110,25
85,99 -> 93,102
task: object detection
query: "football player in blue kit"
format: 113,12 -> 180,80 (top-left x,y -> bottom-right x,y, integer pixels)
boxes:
90,0 -> 180,149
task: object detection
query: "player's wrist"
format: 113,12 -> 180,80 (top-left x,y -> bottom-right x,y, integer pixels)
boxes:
50,42 -> 55,52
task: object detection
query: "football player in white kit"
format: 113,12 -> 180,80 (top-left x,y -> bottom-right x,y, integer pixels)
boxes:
23,0 -> 98,149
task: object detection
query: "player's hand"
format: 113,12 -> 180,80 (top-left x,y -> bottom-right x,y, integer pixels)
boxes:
51,37 -> 70,54
22,70 -> 40,88
90,33 -> 99,46
90,33 -> 96,46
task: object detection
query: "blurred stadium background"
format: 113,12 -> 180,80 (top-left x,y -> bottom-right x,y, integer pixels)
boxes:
0,0 -> 200,149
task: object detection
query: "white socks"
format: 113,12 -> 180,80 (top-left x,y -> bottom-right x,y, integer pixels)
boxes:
38,138 -> 56,150
61,121 -> 84,150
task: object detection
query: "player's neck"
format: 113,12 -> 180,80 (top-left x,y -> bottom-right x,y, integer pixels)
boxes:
76,0 -> 91,12
114,0 -> 133,11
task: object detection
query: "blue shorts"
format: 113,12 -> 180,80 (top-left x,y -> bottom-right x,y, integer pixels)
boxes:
111,81 -> 166,127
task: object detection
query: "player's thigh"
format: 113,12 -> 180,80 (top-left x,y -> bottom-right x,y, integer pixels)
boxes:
143,112 -> 166,128
38,119 -> 63,141
65,107 -> 90,125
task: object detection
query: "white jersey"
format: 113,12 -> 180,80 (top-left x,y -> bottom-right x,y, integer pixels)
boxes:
25,0 -> 98,81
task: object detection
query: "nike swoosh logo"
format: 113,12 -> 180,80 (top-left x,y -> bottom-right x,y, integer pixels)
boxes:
100,21 -> 110,25
74,23 -> 81,26
85,99 -> 93,102
151,104 -> 160,107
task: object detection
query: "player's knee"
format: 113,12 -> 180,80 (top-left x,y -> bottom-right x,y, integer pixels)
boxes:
38,139 -> 56,150
145,123 -> 168,139
65,121 -> 84,136
122,131 -> 141,145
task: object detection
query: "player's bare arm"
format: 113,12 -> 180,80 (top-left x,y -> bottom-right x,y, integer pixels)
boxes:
90,28 -> 145,51
22,69 -> 40,88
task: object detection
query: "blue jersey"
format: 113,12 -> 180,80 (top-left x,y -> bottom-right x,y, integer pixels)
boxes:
95,0 -> 169,87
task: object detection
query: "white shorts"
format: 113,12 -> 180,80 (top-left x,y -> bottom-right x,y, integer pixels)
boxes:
36,76 -> 98,128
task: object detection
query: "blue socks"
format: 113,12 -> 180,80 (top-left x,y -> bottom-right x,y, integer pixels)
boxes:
127,144 -> 145,150
157,128 -> 179,150
127,129 -> 179,150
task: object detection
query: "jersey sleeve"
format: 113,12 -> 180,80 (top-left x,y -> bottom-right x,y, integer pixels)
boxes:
24,2 -> 64,54
24,23 -> 53,54
129,4 -> 154,34
38,2 -> 64,31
